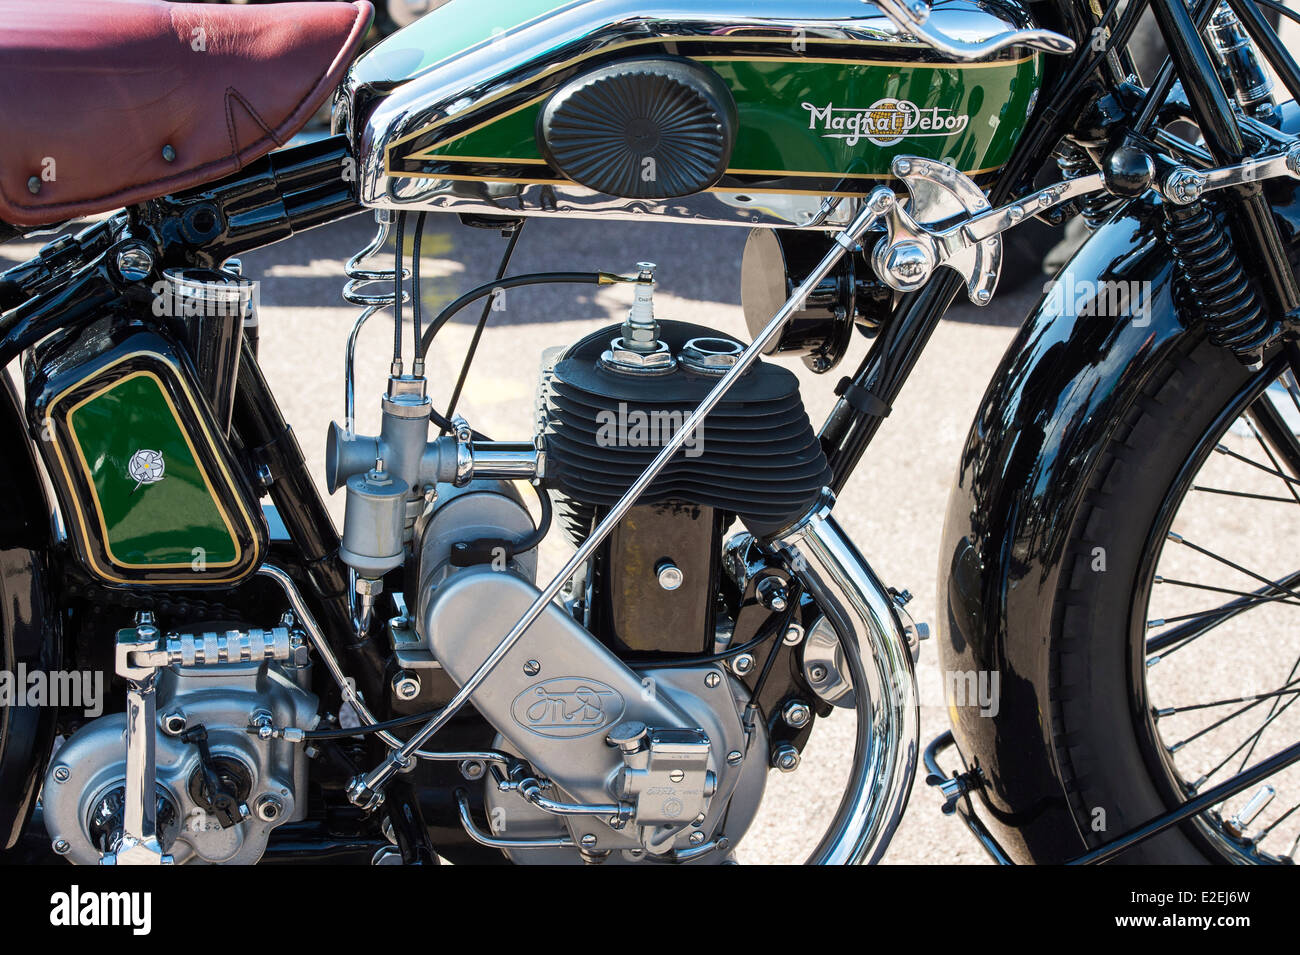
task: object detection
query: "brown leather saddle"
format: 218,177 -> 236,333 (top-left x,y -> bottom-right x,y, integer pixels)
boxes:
0,0 -> 372,227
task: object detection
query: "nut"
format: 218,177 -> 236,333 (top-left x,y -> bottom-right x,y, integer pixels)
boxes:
730,653 -> 755,676
782,700 -> 812,729
254,794 -> 284,822
772,743 -> 801,773
391,670 -> 421,701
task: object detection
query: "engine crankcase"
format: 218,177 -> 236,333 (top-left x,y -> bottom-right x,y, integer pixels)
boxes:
42,661 -> 317,865
422,567 -> 763,856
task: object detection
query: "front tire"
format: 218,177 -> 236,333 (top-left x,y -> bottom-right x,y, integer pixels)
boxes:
1046,332 -> 1292,863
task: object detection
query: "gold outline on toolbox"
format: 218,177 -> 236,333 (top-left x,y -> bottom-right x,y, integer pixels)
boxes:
47,353 -> 261,584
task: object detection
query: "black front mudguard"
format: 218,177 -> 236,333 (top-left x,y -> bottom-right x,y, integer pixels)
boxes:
0,373 -> 60,851
937,197 -> 1212,863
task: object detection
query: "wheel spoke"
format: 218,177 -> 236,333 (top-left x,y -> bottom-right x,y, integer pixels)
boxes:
1142,362 -> 1300,858
1155,574 -> 1300,607
1153,599 -> 1298,628
1214,442 -> 1300,487
1242,404 -> 1300,507
1146,563 -> 1300,658
1235,650 -> 1300,775
1192,484 -> 1299,504
1158,676 -> 1300,715
1167,680 -> 1300,751
1200,690 -> 1300,783
1257,799 -> 1300,838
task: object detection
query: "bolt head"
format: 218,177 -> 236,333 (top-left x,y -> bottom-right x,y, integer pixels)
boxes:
52,766 -> 70,783
656,561 -> 684,591
162,144 -> 177,163
783,700 -> 813,729
731,653 -> 755,676
52,839 -> 71,855
355,577 -> 384,597
868,189 -> 896,214
161,711 -> 187,736
726,750 -> 744,766
580,834 -> 598,848
459,759 -> 486,781
606,720 -> 648,754
757,577 -> 789,611
884,240 -> 935,284
115,245 -> 155,282
773,743 -> 801,773
523,659 -> 541,676
783,624 -> 804,646
1165,168 -> 1205,204
1286,144 -> 1300,177
255,795 -> 283,822
689,830 -> 706,845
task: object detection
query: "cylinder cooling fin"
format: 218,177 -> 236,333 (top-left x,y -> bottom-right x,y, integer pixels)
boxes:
538,322 -> 830,538
538,58 -> 738,200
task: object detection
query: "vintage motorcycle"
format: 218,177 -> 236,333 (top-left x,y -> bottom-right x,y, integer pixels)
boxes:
2,0 -> 1299,865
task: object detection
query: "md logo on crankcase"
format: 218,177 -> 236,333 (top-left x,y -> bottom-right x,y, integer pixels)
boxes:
511,677 -> 626,739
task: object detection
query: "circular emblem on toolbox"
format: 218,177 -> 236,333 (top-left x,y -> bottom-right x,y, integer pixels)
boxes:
128,449 -> 166,490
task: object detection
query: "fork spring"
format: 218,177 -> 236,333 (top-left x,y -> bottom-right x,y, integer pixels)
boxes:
1164,200 -> 1275,365
1056,142 -> 1119,229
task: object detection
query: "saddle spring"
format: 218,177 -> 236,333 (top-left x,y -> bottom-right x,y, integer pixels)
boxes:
341,211 -> 411,431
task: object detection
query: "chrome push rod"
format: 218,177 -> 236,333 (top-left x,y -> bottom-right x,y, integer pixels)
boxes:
348,193 -> 895,808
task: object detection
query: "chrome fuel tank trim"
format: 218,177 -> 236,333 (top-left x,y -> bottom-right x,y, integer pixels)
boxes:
337,0 -> 1039,228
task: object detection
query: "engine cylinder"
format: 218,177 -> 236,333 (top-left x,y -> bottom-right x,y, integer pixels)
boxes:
538,321 -> 831,538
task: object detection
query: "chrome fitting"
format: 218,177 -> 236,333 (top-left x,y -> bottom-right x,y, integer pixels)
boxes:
1163,167 -> 1207,205
679,337 -> 743,375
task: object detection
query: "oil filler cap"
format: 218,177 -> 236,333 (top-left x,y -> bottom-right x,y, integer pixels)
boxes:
538,57 -> 737,200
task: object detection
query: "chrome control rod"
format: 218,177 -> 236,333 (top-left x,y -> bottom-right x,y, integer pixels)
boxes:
347,196 -> 891,809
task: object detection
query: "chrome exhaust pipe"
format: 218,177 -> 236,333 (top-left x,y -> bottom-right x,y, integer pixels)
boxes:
763,491 -> 920,864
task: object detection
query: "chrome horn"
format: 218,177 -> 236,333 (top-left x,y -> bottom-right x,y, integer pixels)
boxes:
764,492 -> 920,864
870,0 -> 1076,60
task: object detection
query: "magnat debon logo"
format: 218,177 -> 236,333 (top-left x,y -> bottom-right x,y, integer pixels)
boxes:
803,99 -> 970,148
